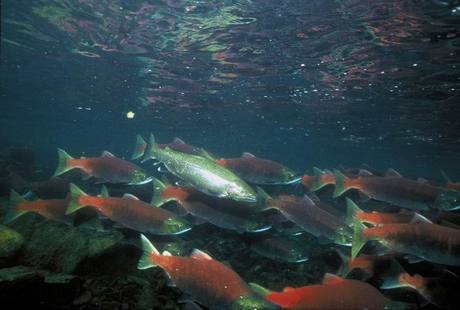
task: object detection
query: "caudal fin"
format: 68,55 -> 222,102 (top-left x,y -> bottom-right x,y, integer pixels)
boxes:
255,187 -> 272,211
66,183 -> 88,215
137,234 -> 159,270
345,198 -> 363,226
335,248 -> 351,277
311,167 -> 328,191
333,169 -> 351,198
53,148 -> 75,177
380,260 -> 408,290
351,218 -> 368,259
4,190 -> 28,223
142,133 -> 158,163
151,177 -> 173,207
131,134 -> 147,160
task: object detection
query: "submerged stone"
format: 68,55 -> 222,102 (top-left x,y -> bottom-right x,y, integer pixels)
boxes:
0,224 -> 24,266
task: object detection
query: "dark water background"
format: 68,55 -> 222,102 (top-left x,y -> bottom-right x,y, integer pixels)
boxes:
2,0 -> 460,180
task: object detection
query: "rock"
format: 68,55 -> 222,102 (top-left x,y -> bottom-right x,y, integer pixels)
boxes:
0,225 -> 24,266
10,219 -> 123,274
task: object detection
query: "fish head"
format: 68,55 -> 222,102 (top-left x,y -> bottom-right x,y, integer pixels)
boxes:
162,217 -> 192,235
225,183 -> 257,203
130,169 -> 152,185
232,295 -> 280,310
436,190 -> 460,211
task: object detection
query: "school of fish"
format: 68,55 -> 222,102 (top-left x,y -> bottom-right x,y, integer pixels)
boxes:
5,132 -> 460,309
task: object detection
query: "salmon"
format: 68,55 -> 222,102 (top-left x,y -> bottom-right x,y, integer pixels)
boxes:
250,273 -> 407,309
216,152 -> 300,185
66,184 -> 191,235
54,149 -> 152,185
151,178 -> 270,233
5,190 -> 71,224
138,234 -> 278,309
352,219 -> 460,265
334,170 -> 460,211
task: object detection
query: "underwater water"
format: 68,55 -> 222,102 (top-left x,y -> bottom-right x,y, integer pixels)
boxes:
1,0 -> 460,309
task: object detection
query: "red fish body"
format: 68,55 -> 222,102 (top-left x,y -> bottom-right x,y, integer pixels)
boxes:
67,184 -> 191,235
6,190 -> 71,224
253,274 -> 393,310
356,211 -> 415,226
216,153 -> 299,185
358,223 -> 460,265
138,235 -> 278,309
54,149 -> 151,185
335,170 -> 458,211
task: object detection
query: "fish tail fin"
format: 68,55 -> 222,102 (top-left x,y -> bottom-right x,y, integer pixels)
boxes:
345,198 -> 363,225
249,282 -> 272,298
310,167 -> 327,191
351,218 -> 368,259
66,183 -> 88,215
131,134 -> 147,160
100,185 -> 109,198
53,148 -> 75,177
333,169 -> 351,198
142,133 -> 158,163
335,248 -> 351,277
4,190 -> 28,223
151,177 -> 171,206
255,187 -> 272,211
380,260 -> 408,289
137,234 -> 159,269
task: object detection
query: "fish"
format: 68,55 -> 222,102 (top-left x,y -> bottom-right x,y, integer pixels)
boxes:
215,152 -> 300,185
334,169 -> 460,211
381,265 -> 459,309
352,218 -> 460,265
309,167 -> 336,191
151,178 -> 270,233
345,198 -> 425,226
249,273 -> 408,309
66,184 -> 192,235
138,234 -> 279,309
250,236 -> 309,263
54,149 -> 152,185
336,248 -> 401,279
132,134 -> 215,160
131,134 -> 148,160
143,134 -> 257,203
5,190 -> 71,224
263,193 -> 353,246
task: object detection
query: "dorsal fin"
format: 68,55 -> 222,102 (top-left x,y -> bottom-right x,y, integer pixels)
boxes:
385,168 -> 402,178
173,137 -> 186,144
322,273 -> 345,285
358,169 -> 373,177
242,152 -> 256,159
101,151 -> 115,158
324,169 -> 333,175
190,249 -> 212,260
100,185 -> 109,198
123,193 -> 140,200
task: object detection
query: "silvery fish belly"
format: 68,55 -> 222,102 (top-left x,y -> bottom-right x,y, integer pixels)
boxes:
159,147 -> 257,203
